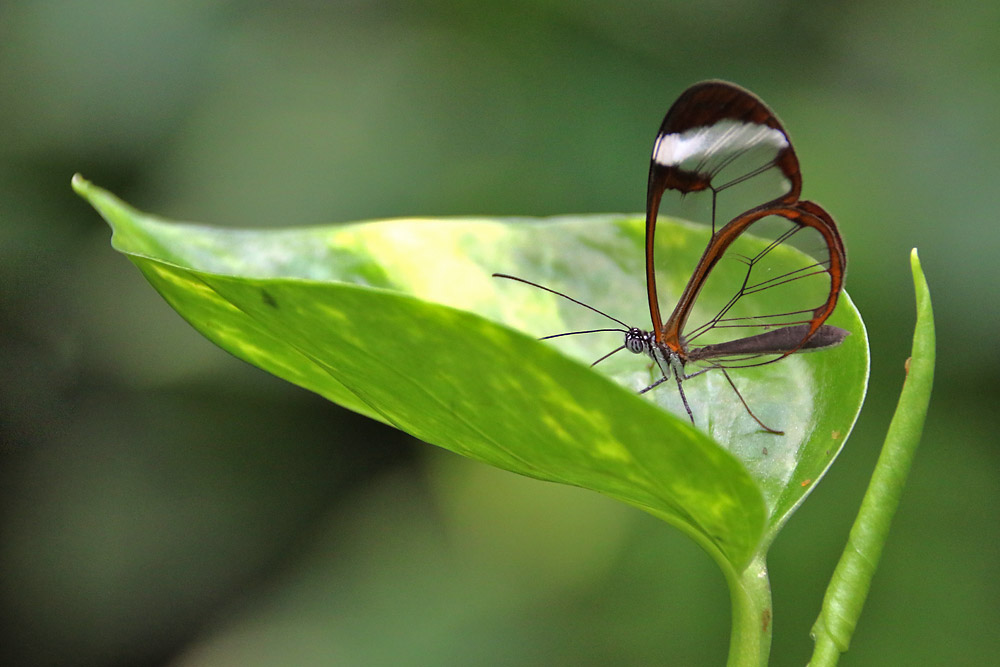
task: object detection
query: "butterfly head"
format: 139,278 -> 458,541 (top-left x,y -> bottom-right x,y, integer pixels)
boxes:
624,327 -> 654,355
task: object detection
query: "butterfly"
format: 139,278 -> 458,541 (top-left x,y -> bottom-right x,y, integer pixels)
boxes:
496,81 -> 847,434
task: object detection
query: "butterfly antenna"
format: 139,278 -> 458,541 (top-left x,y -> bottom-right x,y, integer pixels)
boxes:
541,328 -> 627,341
492,273 -> 631,328
590,344 -> 627,367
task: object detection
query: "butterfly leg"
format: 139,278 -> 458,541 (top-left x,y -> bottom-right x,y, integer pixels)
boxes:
639,347 -> 675,395
639,371 -> 704,426
715,367 -> 784,435
673,372 -> 697,426
637,366 -> 697,426
640,352 -> 699,426
638,376 -> 669,394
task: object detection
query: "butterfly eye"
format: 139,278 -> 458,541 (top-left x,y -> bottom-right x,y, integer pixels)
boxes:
625,329 -> 647,355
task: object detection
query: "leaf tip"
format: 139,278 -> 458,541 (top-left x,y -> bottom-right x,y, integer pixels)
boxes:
908,248 -> 930,299
71,173 -> 90,195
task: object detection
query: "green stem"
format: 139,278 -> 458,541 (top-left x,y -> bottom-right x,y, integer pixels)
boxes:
724,553 -> 772,667
679,524 -> 772,666
809,249 -> 935,665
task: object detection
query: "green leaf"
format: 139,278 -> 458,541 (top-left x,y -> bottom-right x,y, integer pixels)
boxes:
74,174 -> 868,570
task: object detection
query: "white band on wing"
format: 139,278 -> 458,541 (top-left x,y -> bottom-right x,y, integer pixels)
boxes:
652,120 -> 788,168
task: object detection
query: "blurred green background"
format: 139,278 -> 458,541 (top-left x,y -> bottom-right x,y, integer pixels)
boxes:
1,2 -> 996,665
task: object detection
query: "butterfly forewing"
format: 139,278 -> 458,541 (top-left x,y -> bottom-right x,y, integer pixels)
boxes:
648,81 -> 802,235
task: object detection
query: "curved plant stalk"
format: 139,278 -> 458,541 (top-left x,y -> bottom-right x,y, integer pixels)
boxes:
809,249 -> 935,665
726,554 -> 772,667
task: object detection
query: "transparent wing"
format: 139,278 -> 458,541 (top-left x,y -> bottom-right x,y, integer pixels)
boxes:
674,202 -> 845,369
645,81 -> 845,368
648,80 -> 801,234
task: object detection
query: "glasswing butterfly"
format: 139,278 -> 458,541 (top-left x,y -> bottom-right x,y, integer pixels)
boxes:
495,81 -> 847,434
